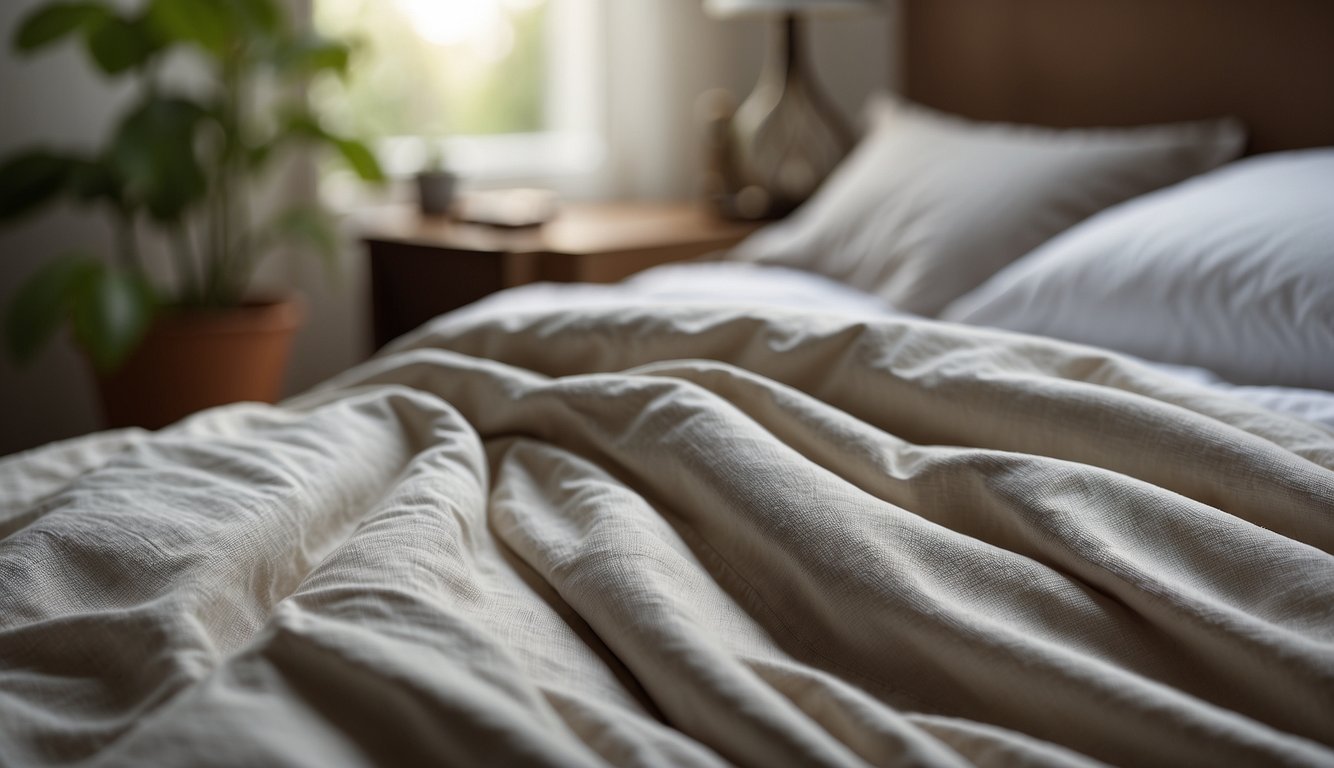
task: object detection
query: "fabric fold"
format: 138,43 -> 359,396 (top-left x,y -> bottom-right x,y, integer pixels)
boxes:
1,306 -> 1330,767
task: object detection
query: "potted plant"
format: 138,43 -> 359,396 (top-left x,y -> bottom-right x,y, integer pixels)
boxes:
414,138 -> 456,218
0,0 -> 382,429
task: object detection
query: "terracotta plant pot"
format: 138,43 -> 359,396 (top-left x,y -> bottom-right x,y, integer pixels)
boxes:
95,297 -> 305,430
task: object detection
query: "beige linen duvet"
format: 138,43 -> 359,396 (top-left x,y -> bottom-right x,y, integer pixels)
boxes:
1,307 -> 1331,767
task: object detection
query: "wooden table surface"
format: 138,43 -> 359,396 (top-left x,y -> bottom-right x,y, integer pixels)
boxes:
358,201 -> 763,349
357,201 -> 759,256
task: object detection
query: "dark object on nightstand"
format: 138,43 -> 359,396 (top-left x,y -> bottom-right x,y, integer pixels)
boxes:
360,202 -> 761,349
702,1 -> 876,220
414,170 -> 457,217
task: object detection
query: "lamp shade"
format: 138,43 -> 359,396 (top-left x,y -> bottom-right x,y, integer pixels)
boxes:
704,0 -> 879,17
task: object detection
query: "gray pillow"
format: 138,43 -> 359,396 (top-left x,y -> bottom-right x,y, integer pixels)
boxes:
728,96 -> 1246,316
943,150 -> 1334,389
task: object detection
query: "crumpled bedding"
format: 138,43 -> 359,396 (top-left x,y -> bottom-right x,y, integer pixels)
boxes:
1,306 -> 1331,767
466,262 -> 1334,430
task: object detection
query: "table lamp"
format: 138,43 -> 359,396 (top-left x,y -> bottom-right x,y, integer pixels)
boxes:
703,0 -> 879,220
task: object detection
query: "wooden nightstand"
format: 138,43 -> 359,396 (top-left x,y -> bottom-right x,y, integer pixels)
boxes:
359,202 -> 761,349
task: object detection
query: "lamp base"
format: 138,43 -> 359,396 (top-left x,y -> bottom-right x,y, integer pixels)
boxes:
705,14 -> 853,220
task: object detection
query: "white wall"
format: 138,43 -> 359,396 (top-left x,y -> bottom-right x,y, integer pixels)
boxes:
597,2 -> 897,201
0,0 -> 897,455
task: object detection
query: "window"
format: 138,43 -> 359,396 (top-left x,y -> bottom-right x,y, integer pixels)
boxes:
312,0 -> 602,183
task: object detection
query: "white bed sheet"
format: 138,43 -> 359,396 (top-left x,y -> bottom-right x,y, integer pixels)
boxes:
458,261 -> 1334,431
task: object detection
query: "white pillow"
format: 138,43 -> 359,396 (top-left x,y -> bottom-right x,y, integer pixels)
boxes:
728,96 -> 1246,316
942,149 -> 1334,390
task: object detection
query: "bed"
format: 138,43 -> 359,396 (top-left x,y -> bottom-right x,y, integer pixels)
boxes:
2,2 -> 1333,766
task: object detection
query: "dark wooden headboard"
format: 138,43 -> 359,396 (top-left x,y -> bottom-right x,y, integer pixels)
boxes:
900,0 -> 1334,154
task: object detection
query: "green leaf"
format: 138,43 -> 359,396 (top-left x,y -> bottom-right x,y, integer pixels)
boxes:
0,151 -> 77,221
69,157 -> 123,206
282,111 -> 324,139
84,13 -> 161,75
283,114 -> 384,182
4,254 -> 98,366
234,0 -> 284,36
109,97 -> 208,221
147,0 -> 238,56
331,138 -> 383,182
246,138 -> 277,171
272,36 -> 350,77
14,2 -> 110,52
68,263 -> 156,371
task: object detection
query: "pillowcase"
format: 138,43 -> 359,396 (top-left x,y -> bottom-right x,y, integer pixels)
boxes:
942,149 -> 1334,390
728,96 -> 1246,316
